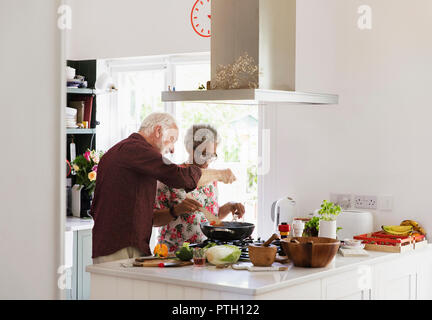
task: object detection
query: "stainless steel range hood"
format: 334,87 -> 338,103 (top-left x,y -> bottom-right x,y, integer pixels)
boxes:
162,89 -> 338,105
162,0 -> 338,105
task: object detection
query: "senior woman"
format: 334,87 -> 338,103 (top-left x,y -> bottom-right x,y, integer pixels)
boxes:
153,124 -> 245,253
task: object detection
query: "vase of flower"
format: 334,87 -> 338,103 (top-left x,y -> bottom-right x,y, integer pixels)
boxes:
71,149 -> 103,218
80,187 -> 93,218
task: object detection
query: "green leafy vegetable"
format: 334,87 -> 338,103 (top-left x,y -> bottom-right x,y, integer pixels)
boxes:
205,245 -> 241,265
175,242 -> 193,261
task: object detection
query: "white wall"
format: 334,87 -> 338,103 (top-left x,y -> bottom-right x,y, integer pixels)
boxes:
0,0 -> 64,298
259,0 -> 432,238
66,0 -> 210,60
67,0 -> 432,240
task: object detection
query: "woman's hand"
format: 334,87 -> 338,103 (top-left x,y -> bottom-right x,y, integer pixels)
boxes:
173,198 -> 202,216
218,202 -> 245,220
229,202 -> 245,219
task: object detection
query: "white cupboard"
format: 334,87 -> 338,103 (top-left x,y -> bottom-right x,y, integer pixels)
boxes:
88,246 -> 432,300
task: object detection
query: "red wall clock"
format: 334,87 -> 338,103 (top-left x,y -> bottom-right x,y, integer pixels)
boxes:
191,0 -> 211,37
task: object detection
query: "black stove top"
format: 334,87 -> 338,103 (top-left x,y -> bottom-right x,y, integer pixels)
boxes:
190,237 -> 285,261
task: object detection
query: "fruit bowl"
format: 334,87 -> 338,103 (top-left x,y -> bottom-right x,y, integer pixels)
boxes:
281,237 -> 340,268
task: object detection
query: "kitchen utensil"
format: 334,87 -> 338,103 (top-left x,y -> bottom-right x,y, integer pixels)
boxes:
263,233 -> 279,247
232,263 -> 289,272
199,206 -> 222,225
343,239 -> 363,247
248,244 -> 277,267
133,258 -> 192,267
281,237 -> 340,268
292,219 -> 305,237
135,255 -> 171,262
338,247 -> 369,257
271,196 -> 297,233
200,221 -> 255,241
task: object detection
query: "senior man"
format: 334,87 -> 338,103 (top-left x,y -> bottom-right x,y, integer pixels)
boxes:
91,112 -> 235,264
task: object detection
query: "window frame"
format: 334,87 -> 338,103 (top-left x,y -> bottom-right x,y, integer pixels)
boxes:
105,53 -> 270,238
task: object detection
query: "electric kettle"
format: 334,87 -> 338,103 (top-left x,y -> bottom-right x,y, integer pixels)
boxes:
271,196 -> 297,232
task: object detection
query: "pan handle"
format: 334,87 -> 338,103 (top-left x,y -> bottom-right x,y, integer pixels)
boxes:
210,228 -> 236,234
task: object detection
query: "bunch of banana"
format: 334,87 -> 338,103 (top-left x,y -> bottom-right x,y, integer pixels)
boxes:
382,225 -> 413,236
400,220 -> 426,236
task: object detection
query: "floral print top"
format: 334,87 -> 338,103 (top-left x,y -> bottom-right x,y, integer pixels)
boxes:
154,180 -> 219,253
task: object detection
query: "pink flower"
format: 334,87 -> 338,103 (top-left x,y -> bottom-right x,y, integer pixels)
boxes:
92,165 -> 98,172
84,151 -> 91,162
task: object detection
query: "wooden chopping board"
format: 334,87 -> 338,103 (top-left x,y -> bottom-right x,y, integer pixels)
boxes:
133,257 -> 193,268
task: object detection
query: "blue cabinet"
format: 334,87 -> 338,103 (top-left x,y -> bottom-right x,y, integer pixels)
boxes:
66,229 -> 92,300
77,229 -> 92,300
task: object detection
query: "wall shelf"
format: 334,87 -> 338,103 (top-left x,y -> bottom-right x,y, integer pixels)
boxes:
67,87 -> 96,95
66,128 -> 96,135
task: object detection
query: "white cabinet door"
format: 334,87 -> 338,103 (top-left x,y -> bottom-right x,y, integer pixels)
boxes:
322,266 -> 372,300
375,254 -> 418,300
415,249 -> 432,300
258,280 -> 322,300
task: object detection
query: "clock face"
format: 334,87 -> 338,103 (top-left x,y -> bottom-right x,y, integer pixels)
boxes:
191,0 -> 211,37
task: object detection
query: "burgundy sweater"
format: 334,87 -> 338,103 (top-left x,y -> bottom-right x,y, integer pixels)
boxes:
90,133 -> 202,258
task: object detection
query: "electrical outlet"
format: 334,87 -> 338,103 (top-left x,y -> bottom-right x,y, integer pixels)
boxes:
330,193 -> 352,209
354,195 -> 378,209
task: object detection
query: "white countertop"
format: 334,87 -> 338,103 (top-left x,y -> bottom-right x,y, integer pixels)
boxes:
65,216 -> 94,231
86,245 -> 432,296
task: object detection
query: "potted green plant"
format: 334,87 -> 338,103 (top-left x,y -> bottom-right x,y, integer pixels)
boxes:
317,200 -> 342,239
303,216 -> 320,237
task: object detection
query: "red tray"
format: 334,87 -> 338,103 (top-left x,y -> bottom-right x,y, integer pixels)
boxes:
353,231 -> 423,247
370,231 -> 425,242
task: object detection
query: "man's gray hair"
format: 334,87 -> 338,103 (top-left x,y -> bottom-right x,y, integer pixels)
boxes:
140,112 -> 177,136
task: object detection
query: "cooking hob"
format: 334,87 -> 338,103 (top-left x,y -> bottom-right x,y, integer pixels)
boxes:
189,237 -> 285,261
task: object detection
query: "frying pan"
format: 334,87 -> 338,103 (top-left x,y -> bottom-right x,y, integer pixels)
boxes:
200,221 -> 255,241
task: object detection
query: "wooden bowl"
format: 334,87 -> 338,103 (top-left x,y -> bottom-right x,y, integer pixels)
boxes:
280,237 -> 340,268
248,244 -> 277,267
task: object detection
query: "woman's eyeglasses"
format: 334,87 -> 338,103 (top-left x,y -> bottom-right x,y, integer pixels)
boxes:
202,151 -> 218,162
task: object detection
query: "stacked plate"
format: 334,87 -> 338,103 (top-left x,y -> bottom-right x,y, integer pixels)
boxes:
66,107 -> 77,128
341,239 -> 365,250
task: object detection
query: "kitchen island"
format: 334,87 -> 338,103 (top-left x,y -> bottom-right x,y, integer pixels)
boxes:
87,245 -> 432,300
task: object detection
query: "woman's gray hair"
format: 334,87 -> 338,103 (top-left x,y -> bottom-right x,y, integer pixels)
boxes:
184,124 -> 220,163
140,112 -> 177,136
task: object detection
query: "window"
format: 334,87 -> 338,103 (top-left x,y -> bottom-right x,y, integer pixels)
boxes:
99,54 -> 259,240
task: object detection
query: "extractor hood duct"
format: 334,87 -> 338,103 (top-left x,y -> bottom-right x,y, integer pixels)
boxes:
162,0 -> 338,105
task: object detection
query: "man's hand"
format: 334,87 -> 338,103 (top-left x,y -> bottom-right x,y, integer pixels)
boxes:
173,198 -> 202,216
219,169 -> 236,184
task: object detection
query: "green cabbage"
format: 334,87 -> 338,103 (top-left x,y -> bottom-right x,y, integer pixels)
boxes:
205,245 -> 241,265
